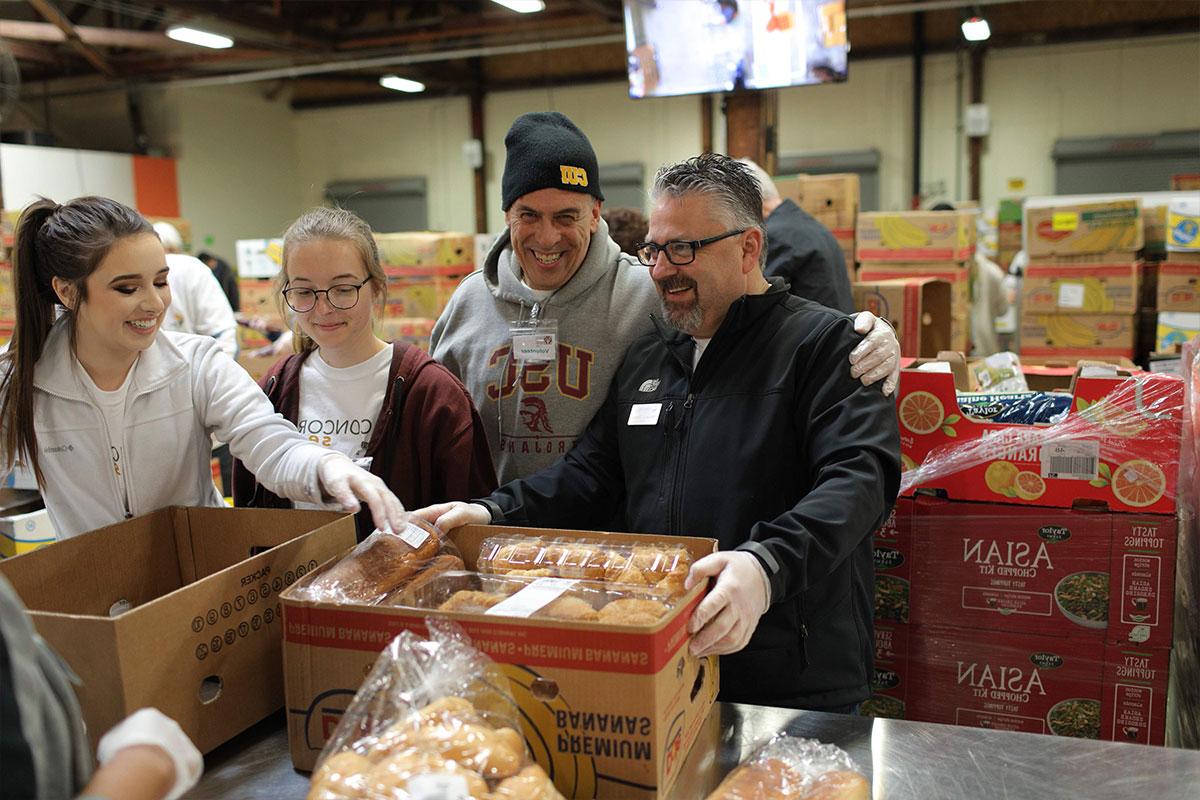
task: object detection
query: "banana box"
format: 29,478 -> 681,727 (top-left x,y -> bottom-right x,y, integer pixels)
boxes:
280,525 -> 720,798
856,211 -> 976,262
1022,262 -> 1141,315
1155,312 -> 1200,352
1025,200 -> 1143,260
1156,262 -> 1200,312
896,362 -> 1184,514
375,231 -> 475,267
1019,313 -> 1136,359
376,316 -> 435,351
384,264 -> 471,319
236,238 -> 284,279
858,263 -> 970,311
852,277 -> 952,358
776,173 -> 860,230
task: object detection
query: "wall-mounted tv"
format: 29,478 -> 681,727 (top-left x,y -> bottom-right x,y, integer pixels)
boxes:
624,0 -> 848,99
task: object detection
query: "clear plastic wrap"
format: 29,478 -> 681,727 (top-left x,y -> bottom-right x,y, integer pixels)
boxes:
308,620 -> 564,800
477,535 -> 691,596
898,370 -> 1186,513
292,516 -> 463,606
705,733 -> 869,800
401,570 -> 677,626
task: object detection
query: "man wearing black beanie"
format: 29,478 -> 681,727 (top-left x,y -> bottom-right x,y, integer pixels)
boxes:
432,111 -> 901,486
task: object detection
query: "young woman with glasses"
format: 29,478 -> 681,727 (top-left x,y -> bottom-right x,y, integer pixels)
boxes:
232,207 -> 496,539
0,197 -> 407,541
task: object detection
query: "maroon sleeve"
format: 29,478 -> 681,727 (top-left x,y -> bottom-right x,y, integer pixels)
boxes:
231,357 -> 291,509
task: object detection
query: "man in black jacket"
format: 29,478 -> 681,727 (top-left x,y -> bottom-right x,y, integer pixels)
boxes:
739,159 -> 854,314
418,154 -> 900,712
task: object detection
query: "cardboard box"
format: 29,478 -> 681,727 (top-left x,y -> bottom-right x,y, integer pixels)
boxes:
0,489 -> 55,558
896,364 -> 1184,514
1025,200 -> 1143,259
856,211 -> 976,263
376,316 -> 435,350
910,499 -> 1177,649
873,498 -> 913,624
782,173 -> 860,230
0,507 -> 356,752
1166,196 -> 1200,253
236,238 -> 284,279
238,278 -> 284,324
236,353 -> 284,382
858,263 -> 970,310
384,265 -> 470,319
281,525 -> 720,798
862,622 -> 909,719
1019,313 -> 1136,358
1156,262 -> 1200,312
1156,311 -> 1200,351
375,231 -> 475,268
905,625 -> 1169,745
853,278 -> 952,358
1022,262 -> 1141,315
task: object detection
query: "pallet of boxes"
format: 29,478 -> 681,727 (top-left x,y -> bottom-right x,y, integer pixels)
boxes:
1154,197 -> 1200,362
864,353 -> 1188,747
1019,197 -> 1145,363
374,231 -> 475,350
279,521 -> 720,798
853,209 -> 975,356
774,173 -> 860,287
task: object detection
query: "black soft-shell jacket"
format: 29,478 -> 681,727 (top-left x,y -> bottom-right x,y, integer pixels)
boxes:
765,199 -> 854,314
481,280 -> 901,709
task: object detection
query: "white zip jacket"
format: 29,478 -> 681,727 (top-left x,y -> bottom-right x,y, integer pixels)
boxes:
20,318 -> 333,539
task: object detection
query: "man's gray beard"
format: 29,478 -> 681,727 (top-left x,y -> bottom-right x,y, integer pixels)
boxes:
660,297 -> 704,334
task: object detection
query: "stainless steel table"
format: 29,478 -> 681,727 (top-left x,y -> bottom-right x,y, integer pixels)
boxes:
185,703 -> 1200,799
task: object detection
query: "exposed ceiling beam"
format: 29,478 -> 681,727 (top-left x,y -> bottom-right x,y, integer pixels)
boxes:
0,37 -> 59,64
336,10 -> 618,50
155,0 -> 333,52
26,0 -> 115,77
0,19 -> 186,50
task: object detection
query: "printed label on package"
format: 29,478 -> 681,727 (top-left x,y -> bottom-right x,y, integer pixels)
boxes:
1039,440 -> 1099,480
486,577 -> 578,618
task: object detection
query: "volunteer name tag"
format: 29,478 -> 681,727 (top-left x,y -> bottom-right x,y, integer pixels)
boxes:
510,319 -> 558,363
628,403 -> 662,426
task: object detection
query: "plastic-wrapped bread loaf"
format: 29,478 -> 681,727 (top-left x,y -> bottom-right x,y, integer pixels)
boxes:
706,735 -> 869,800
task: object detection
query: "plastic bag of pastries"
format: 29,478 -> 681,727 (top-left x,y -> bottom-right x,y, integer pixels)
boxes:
308,620 -> 564,800
405,571 -> 678,626
706,734 -> 869,800
292,515 -> 463,606
477,535 -> 693,596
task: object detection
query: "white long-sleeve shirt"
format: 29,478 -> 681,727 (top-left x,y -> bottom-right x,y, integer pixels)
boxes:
163,253 -> 239,358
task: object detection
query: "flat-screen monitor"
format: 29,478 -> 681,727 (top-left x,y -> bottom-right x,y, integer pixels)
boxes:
624,0 -> 848,99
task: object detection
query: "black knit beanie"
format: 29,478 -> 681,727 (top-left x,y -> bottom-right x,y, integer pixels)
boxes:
501,112 -> 605,210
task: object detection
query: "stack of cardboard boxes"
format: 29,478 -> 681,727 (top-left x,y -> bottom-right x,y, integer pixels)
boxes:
774,173 -> 860,287
1020,199 -> 1144,360
0,261 -> 14,347
1154,198 -> 1200,353
866,361 -> 1185,746
854,209 -> 976,354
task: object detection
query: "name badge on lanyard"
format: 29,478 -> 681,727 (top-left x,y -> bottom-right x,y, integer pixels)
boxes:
510,318 -> 558,363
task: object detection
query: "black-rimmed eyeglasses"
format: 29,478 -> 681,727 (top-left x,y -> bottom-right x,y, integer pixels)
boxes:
634,228 -> 747,267
282,278 -> 370,312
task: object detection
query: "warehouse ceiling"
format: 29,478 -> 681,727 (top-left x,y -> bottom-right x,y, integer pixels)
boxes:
0,0 -> 1196,109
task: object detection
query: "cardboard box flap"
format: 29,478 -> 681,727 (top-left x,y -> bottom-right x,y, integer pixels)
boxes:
0,509 -> 185,615
182,507 -> 348,581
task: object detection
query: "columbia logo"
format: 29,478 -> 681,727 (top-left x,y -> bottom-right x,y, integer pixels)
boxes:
43,444 -> 74,454
638,379 -> 660,393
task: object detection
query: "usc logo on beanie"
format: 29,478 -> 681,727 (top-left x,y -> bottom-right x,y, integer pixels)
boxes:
559,166 -> 589,187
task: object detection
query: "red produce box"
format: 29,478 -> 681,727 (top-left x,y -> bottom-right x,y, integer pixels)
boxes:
873,498 -> 913,624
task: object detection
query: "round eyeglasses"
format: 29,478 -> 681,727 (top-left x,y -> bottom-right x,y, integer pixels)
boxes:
281,278 -> 370,313
634,228 -> 747,267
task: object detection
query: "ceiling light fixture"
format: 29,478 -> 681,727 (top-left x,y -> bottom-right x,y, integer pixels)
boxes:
166,26 -> 234,49
961,16 -> 991,42
490,0 -> 546,13
379,75 -> 426,93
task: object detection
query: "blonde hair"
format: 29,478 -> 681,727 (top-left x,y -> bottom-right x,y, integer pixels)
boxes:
277,207 -> 387,353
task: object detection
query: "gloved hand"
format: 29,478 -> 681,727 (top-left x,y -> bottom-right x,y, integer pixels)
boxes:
97,708 -> 202,800
850,311 -> 901,396
684,551 -> 770,657
412,501 -> 491,532
317,453 -> 406,535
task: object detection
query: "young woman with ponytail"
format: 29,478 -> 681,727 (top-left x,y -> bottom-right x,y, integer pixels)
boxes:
232,207 -> 496,540
0,196 -> 407,539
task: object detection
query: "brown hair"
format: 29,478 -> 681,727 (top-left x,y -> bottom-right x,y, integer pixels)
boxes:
276,207 -> 387,354
0,196 -> 153,485
601,207 -> 649,257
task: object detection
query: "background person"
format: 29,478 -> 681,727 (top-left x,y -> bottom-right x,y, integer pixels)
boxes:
0,197 -> 406,540
151,222 -> 238,358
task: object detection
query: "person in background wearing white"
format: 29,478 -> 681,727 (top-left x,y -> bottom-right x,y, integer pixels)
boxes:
929,202 -> 1010,356
1,573 -> 203,799
151,221 -> 239,359
0,196 -> 406,539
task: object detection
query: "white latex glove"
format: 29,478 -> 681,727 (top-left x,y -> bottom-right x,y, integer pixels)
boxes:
317,453 -> 406,535
684,551 -> 770,657
97,708 -> 202,800
413,501 -> 491,532
850,311 -> 901,396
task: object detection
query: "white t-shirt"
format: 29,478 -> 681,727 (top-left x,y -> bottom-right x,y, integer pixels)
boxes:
692,337 -> 711,370
294,347 -> 392,509
78,359 -> 136,514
